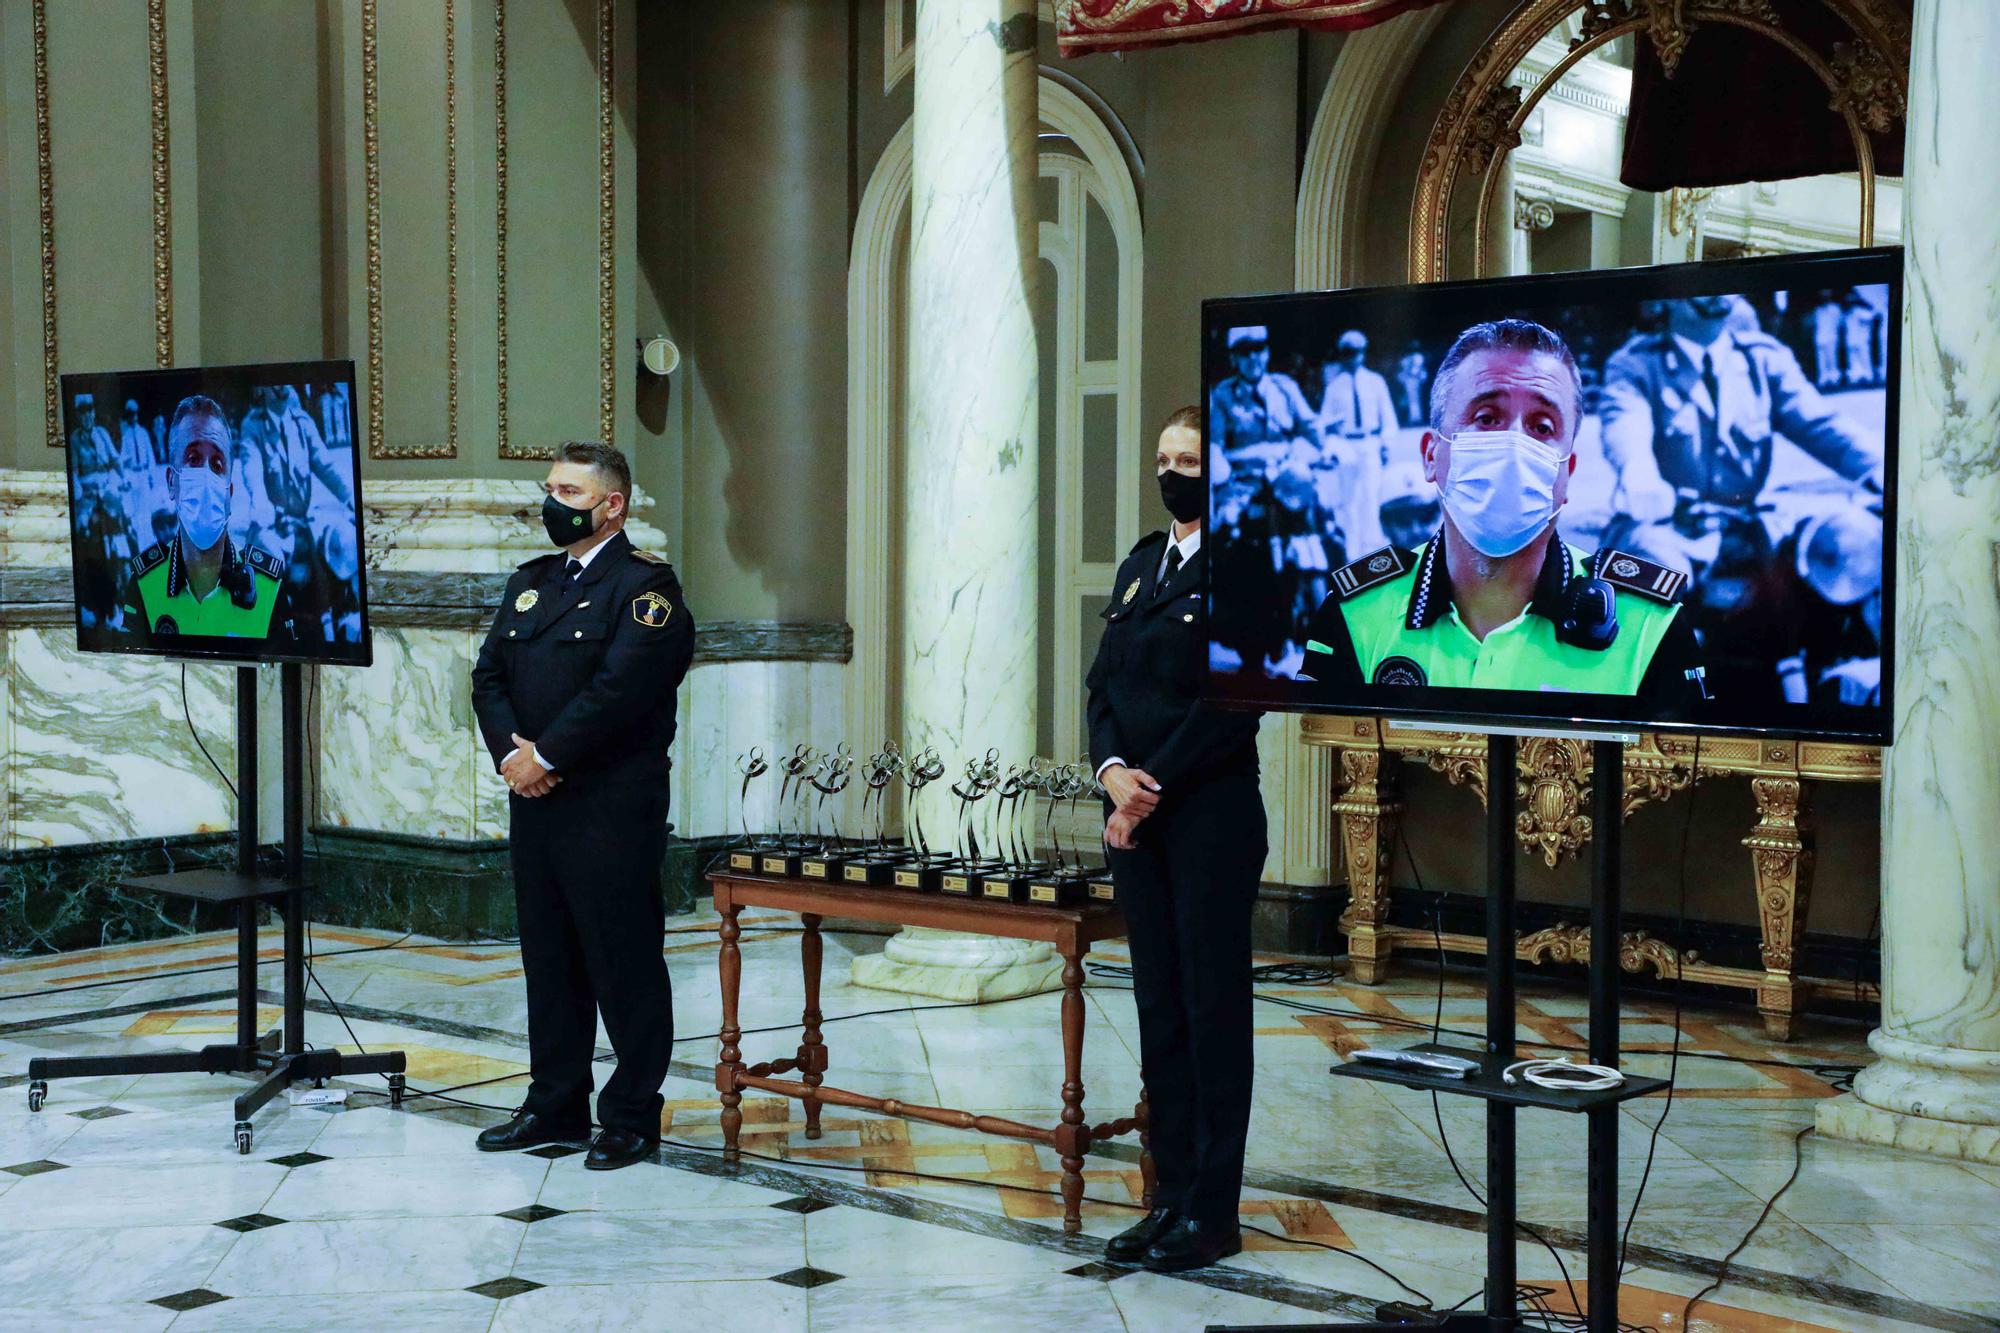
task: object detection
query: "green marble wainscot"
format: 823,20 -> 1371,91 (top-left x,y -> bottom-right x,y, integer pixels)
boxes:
0,834 -> 239,957
303,826 -> 709,941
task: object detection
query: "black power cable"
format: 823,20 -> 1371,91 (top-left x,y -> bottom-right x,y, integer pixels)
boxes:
1678,1124 -> 1813,1331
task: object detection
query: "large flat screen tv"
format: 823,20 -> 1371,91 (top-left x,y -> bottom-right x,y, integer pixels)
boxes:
1201,247 -> 1899,743
63,359 -> 371,666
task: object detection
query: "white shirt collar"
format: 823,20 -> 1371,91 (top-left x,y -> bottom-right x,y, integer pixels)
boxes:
566,531 -> 617,571
1161,524 -> 1201,575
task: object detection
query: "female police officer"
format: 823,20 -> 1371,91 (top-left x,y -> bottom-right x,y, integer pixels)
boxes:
1087,405 -> 1264,1272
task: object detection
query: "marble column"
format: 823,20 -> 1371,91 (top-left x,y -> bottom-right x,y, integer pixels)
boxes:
1817,0 -> 2000,1165
851,0 -> 1059,1001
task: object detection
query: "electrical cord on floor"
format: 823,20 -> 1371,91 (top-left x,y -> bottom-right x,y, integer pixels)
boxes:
1678,1124 -> 1812,1331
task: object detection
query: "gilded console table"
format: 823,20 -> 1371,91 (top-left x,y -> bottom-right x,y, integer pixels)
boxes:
1302,716 -> 1882,1040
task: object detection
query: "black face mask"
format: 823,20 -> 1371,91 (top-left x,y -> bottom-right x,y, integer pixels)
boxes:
1157,468 -> 1205,524
542,493 -> 603,547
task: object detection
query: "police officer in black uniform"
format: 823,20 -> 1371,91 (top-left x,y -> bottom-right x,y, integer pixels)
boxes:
1088,406 -> 1264,1273
471,441 -> 695,1170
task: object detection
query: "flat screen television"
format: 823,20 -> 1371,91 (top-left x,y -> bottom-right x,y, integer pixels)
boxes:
1201,247 -> 1899,743
62,359 -> 372,667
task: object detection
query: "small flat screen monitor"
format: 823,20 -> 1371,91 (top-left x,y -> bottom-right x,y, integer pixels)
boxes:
1201,247 -> 1899,743
63,359 -> 371,667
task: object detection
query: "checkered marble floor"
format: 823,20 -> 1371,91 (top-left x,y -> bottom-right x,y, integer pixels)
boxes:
2,915 -> 1996,1331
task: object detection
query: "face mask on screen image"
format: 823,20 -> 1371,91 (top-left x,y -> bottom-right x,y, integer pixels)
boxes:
1439,429 -> 1564,558
176,466 -> 229,551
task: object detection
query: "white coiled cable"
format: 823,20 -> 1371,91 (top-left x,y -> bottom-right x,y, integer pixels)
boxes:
1501,1056 -> 1624,1092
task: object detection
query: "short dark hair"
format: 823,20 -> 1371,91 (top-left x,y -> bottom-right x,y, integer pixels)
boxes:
169,394 -> 231,447
556,439 -> 631,499
1428,319 -> 1582,442
1160,405 -> 1201,435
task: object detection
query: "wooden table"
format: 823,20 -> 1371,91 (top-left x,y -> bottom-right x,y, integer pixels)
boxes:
707,870 -> 1152,1233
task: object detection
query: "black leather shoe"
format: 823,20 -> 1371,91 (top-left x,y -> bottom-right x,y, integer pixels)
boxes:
585,1127 -> 658,1171
476,1111 -> 591,1153
1105,1207 -> 1179,1264
1140,1217 -> 1243,1273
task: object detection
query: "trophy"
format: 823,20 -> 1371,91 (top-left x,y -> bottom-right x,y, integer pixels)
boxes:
724,747 -> 773,872
940,749 -> 1004,896
842,743 -> 907,885
1025,762 -> 1091,906
799,744 -> 857,881
891,746 -> 953,891
759,743 -> 818,876
977,759 -> 1054,903
1081,759 -> 1118,903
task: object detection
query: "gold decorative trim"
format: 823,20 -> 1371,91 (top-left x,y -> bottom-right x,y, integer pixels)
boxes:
495,0 -> 616,460
148,0 -> 171,368
1411,0 -> 1910,283
364,0 -> 457,461
596,0 -> 615,444
33,0 -> 58,448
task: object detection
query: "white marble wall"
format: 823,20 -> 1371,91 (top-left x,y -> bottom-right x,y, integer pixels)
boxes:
672,659 -> 849,840
1818,0 -> 2000,1164
901,0 -> 1039,763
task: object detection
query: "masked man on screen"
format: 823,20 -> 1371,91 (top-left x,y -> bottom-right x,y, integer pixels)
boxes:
470,441 -> 695,1172
1299,319 -> 1702,702
118,395 -> 288,642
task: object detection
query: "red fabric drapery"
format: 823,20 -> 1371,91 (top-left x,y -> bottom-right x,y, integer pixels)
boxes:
1055,0 -> 1454,57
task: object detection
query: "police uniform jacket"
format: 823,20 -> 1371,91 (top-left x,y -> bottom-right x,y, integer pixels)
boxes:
1599,328 -> 1881,508
1300,533 -> 1702,704
120,533 -> 288,642
1086,531 -> 1259,799
472,530 -> 695,791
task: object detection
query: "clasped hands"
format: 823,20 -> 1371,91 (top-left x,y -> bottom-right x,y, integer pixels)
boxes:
1101,764 -> 1161,851
501,732 -> 560,798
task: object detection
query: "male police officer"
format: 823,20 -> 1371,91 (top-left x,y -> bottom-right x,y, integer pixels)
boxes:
1301,320 -> 1701,700
1090,406 -> 1264,1274
1317,329 -> 1399,555
471,441 -> 695,1171
119,395 -> 287,642
1207,325 -> 1322,460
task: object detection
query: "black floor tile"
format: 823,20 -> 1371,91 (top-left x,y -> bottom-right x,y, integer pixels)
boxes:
215,1213 -> 288,1233
497,1204 -> 567,1224
149,1289 -> 230,1312
467,1277 -> 545,1300
769,1266 -> 845,1289
769,1195 -> 836,1215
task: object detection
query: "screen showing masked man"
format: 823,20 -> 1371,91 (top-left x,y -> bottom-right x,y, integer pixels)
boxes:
117,395 -> 289,642
1299,319 -> 1704,703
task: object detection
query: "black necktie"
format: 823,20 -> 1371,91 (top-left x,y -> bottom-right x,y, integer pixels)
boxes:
1164,546 -> 1184,582
564,558 -> 583,585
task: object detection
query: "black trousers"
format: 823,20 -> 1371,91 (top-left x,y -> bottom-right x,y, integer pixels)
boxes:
1106,771 -> 1266,1226
510,778 -> 674,1136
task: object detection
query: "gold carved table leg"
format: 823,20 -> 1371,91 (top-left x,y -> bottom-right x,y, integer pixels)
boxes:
1336,747 -> 1402,985
1746,776 -> 1816,1041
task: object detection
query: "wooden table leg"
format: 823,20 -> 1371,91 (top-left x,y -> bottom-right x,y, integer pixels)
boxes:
715,901 -> 745,1160
1336,747 -> 1402,985
1136,1084 -> 1156,1210
799,912 -> 827,1139
1055,948 -> 1089,1235
1746,776 -> 1816,1041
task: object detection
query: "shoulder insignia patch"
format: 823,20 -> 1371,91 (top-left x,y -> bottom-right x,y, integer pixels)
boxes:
1331,546 -> 1410,600
630,547 -> 669,565
1597,549 -> 1687,604
136,543 -> 167,574
632,590 -> 673,627
244,547 -> 284,580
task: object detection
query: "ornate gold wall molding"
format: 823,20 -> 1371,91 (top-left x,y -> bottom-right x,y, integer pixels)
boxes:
1409,0 -> 1912,283
364,0 -> 459,461
495,0 -> 617,461
147,0 -> 171,369
32,0 -> 58,448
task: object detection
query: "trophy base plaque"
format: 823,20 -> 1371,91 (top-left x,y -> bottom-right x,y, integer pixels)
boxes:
1084,867 -> 1116,903
939,860 -> 1001,896
891,855 -> 955,892
726,844 -> 784,874
840,856 -> 897,886
758,852 -> 804,877
1025,873 -> 1089,907
976,870 -> 1033,902
798,853 -> 850,881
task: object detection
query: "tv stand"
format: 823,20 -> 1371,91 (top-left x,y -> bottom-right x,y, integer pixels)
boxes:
25,663 -> 405,1153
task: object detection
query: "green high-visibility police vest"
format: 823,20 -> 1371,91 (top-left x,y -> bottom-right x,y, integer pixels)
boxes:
1301,537 -> 1687,695
121,538 -> 283,639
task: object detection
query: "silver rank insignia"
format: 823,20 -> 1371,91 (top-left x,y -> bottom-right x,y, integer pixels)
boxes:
1122,578 -> 1140,604
514,589 -> 539,613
